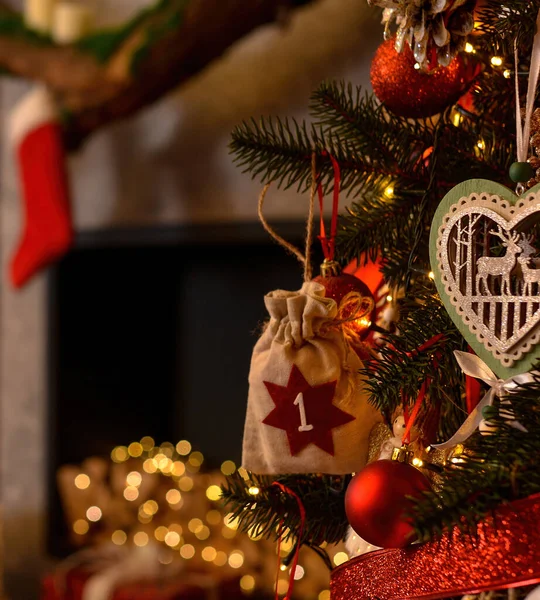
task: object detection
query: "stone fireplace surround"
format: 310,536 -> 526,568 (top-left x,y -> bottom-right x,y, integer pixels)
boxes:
0,1 -> 377,595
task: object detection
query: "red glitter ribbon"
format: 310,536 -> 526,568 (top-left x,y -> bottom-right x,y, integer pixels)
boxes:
317,152 -> 341,262
272,482 -> 306,600
331,493 -> 540,600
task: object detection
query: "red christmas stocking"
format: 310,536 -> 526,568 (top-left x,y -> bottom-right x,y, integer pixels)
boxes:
9,87 -> 73,288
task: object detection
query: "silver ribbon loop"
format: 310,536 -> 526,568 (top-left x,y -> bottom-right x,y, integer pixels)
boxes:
433,351 -> 530,450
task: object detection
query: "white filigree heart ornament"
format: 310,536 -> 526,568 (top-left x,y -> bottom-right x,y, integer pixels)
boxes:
429,179 -> 540,379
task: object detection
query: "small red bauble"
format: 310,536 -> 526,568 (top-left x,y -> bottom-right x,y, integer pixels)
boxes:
345,459 -> 431,548
370,38 -> 471,119
314,272 -> 373,306
314,262 -> 375,341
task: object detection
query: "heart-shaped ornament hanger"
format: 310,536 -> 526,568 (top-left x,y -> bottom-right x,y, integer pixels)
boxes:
430,14 -> 540,379
431,181 -> 540,378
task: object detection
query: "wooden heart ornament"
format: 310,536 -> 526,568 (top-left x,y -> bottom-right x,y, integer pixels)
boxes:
430,179 -> 540,378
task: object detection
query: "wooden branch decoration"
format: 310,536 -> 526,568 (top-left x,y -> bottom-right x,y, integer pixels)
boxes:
0,0 -> 316,148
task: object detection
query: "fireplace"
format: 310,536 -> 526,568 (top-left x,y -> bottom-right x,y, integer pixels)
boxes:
45,221 -> 318,555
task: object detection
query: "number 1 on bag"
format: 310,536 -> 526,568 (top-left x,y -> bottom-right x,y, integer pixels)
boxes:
294,393 -> 314,432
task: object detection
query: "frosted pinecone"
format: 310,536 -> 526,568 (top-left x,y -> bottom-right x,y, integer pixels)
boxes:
368,0 -> 475,69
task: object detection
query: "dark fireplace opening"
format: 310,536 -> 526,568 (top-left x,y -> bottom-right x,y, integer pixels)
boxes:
46,222 -> 320,556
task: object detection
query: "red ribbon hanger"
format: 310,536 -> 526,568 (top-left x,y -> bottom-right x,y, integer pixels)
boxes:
317,151 -> 341,262
402,333 -> 445,444
272,482 -> 306,600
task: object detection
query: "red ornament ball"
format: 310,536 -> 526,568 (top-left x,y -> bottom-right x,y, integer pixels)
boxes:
370,38 -> 471,118
314,272 -> 373,305
314,272 -> 375,341
345,459 -> 431,548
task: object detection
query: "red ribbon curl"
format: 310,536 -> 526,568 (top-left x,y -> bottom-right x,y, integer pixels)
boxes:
272,482 -> 306,600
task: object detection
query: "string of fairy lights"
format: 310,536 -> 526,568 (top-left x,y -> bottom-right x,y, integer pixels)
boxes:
382,41 -> 517,207
66,436 -> 345,599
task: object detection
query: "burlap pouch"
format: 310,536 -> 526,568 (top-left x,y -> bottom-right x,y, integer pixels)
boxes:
242,281 -> 381,474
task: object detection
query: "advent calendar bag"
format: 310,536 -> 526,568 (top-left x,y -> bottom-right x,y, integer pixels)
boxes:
242,281 -> 381,474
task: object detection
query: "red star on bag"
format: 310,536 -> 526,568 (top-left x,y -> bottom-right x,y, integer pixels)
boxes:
262,364 -> 355,456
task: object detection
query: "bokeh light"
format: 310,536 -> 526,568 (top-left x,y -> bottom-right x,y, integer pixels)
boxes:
154,526 -> 168,542
221,460 -> 236,476
176,440 -> 192,455
128,442 -> 143,457
140,436 -> 155,451
333,552 -> 349,566
112,530 -> 127,545
86,506 -> 102,522
126,471 -> 142,487
202,546 -> 217,562
240,575 -> 255,593
166,489 -> 182,505
134,532 -> 149,547
228,550 -> 244,569
74,474 -> 90,489
206,485 -> 221,501
180,544 -> 195,559
73,519 -> 89,535
111,446 -> 128,462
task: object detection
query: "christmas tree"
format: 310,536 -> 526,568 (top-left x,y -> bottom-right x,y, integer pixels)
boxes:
222,1 -> 540,598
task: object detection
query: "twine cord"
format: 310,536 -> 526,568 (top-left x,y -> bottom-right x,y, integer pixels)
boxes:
257,153 -> 318,282
258,183 -> 306,267
303,153 -> 318,282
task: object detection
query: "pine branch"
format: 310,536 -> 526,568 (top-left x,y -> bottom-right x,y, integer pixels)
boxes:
412,373 -> 540,541
221,472 -> 350,547
230,117 -> 315,192
336,192 -> 425,279
231,79 -> 517,288
363,286 -> 467,440
310,81 -> 435,182
478,0 -> 540,55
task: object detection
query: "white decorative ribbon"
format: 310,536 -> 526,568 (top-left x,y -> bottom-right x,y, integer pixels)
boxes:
526,585 -> 540,600
515,10 -> 540,164
434,351 -> 530,450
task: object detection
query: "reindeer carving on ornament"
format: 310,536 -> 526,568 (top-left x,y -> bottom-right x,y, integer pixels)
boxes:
476,226 -> 522,295
518,233 -> 540,295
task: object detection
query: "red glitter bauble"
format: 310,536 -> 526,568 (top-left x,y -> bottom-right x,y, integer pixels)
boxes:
314,272 -> 372,305
345,460 -> 431,548
370,39 -> 471,118
313,272 -> 375,341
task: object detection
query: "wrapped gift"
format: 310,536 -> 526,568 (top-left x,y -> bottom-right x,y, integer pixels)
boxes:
40,545 -> 238,600
41,566 -> 238,600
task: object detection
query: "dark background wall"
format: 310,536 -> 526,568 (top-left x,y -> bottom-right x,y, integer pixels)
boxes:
47,223 -> 321,554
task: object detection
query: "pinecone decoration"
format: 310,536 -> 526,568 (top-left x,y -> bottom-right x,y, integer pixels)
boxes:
369,0 -> 476,69
526,108 -> 540,189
